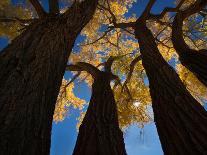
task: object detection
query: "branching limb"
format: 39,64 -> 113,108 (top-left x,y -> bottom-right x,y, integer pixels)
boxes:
122,55 -> 142,89
98,1 -> 135,29
29,0 -> 47,18
149,0 -> 185,20
139,0 -> 156,22
66,62 -> 100,78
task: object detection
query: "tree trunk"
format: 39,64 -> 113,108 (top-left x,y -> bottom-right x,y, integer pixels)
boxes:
134,23 -> 207,155
73,72 -> 127,155
0,1 -> 97,155
172,0 -> 207,87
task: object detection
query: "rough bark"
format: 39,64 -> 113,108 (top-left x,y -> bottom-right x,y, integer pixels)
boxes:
73,72 -> 127,155
134,23 -> 207,155
172,0 -> 207,87
0,1 -> 97,155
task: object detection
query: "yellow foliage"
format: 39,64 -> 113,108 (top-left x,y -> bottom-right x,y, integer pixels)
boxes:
53,79 -> 86,122
177,64 -> 207,103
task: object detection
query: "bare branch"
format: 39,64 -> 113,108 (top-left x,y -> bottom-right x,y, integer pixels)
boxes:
49,0 -> 59,15
81,28 -> 113,46
29,0 -> 47,18
98,2 -> 135,29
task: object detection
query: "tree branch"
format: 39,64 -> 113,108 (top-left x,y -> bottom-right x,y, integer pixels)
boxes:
139,0 -> 156,21
0,17 -> 35,25
49,0 -> 59,15
122,55 -> 142,89
81,28 -> 113,46
149,0 -> 185,20
29,0 -> 47,18
172,0 -> 207,53
108,22 -> 135,29
66,62 -> 100,78
104,54 -> 132,72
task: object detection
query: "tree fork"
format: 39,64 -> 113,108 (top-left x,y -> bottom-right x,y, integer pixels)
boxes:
68,62 -> 127,155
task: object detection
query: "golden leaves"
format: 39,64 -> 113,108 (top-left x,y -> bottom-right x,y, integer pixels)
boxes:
53,79 -> 86,122
177,64 -> 207,103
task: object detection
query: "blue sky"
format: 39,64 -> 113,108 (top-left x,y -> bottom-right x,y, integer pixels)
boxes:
1,1 -> 207,155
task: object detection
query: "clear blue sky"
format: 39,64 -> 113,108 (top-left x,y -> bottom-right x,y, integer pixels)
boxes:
1,1 -> 207,155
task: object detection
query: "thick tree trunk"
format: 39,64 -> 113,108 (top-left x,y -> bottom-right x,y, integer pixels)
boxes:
134,23 -> 207,155
0,1 -> 97,155
73,72 -> 127,155
172,0 -> 207,87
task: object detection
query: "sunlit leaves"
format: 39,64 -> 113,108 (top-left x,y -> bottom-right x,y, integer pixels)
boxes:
53,79 -> 86,122
177,64 -> 207,103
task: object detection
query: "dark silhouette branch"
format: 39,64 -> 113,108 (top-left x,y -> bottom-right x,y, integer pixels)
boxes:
66,62 -> 100,78
139,0 -> 156,21
122,55 -> 142,89
172,0 -> 207,86
149,0 -> 185,20
81,28 -> 113,46
29,0 -> 47,18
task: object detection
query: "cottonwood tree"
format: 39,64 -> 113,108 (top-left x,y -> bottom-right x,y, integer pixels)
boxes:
0,0 -> 97,154
54,0 -> 207,154
67,58 -> 127,155
172,0 -> 207,87
101,0 -> 207,154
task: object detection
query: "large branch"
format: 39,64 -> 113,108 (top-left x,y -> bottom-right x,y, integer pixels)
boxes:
29,0 -> 47,18
66,62 -> 100,78
172,0 -> 207,87
172,0 -> 207,53
49,0 -> 59,15
149,0 -> 185,20
139,0 -> 156,21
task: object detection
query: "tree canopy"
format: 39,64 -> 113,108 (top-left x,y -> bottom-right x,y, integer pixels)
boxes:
51,0 -> 207,129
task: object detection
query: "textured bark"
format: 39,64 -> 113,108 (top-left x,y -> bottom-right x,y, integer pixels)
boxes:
172,0 -> 207,87
0,1 -> 97,155
134,23 -> 207,155
73,72 -> 127,155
